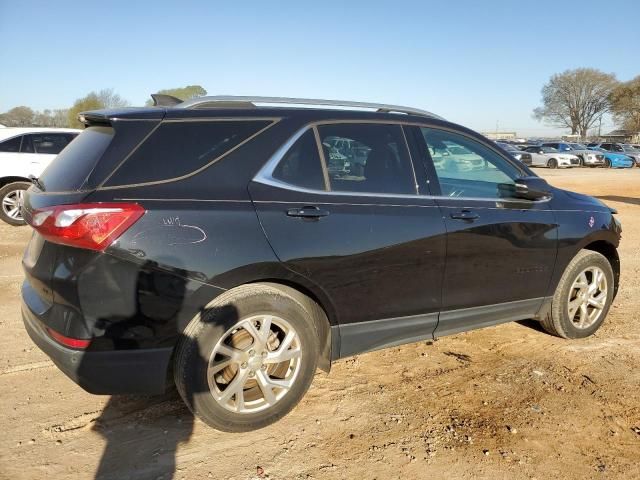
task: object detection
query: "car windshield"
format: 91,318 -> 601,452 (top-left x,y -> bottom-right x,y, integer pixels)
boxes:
569,143 -> 587,150
498,143 -> 518,152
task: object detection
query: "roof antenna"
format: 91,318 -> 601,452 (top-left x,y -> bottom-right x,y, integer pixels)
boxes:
150,94 -> 183,107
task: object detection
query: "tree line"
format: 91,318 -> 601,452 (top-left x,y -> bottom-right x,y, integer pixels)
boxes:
533,69 -> 639,138
0,85 -> 207,129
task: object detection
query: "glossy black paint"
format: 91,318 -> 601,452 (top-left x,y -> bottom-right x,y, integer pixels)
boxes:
21,106 -> 621,394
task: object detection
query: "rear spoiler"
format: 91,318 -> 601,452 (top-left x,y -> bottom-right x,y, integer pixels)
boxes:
78,108 -> 165,127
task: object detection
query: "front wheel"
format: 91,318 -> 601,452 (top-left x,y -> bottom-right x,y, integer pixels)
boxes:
174,283 -> 322,432
541,250 -> 614,339
0,181 -> 31,226
547,158 -> 558,169
604,159 -> 612,168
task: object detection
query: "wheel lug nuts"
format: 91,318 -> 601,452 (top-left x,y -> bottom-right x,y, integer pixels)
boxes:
261,351 -> 268,358
249,349 -> 255,357
241,362 -> 248,369
249,370 -> 255,377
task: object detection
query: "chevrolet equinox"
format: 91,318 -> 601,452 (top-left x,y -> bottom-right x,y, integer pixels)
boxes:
21,96 -> 622,432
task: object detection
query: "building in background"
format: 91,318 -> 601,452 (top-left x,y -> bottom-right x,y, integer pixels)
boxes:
481,131 -> 517,140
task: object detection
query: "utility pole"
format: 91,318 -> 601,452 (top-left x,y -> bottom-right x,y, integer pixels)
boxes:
598,116 -> 602,138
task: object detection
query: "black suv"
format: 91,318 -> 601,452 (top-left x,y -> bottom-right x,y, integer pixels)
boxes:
22,96 -> 621,432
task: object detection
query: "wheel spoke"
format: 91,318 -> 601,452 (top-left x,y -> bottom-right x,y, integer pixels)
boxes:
265,330 -> 300,364
209,357 -> 235,375
578,303 -> 589,327
216,343 -> 244,362
568,297 -> 582,317
255,370 -> 293,405
218,368 -> 249,403
3,197 -> 16,206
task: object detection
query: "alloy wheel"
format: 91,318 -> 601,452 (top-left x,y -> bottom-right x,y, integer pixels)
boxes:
207,315 -> 302,413
2,189 -> 25,221
567,267 -> 608,329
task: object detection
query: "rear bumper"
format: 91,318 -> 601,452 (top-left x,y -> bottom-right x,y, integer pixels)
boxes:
22,300 -> 173,395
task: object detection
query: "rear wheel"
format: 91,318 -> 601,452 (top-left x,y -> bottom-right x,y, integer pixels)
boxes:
174,283 -> 322,432
577,156 -> 585,167
541,250 -> 614,339
547,158 -> 558,169
0,181 -> 31,226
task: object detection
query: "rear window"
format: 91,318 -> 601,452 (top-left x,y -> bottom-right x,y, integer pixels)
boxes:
39,127 -> 114,192
104,120 -> 272,186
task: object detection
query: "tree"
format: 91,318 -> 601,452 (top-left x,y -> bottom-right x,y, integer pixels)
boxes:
609,75 -> 640,132
533,68 -> 618,139
0,106 -> 35,127
145,85 -> 207,105
67,89 -> 130,128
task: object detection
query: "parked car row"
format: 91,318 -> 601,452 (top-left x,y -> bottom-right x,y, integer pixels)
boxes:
496,140 -> 638,169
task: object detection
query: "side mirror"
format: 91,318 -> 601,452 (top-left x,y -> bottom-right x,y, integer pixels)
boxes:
514,176 -> 552,200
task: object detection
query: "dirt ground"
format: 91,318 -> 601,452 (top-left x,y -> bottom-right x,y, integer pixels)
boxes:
0,168 -> 638,480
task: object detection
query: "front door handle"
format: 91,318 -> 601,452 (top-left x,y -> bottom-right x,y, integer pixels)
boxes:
450,210 -> 479,221
286,206 -> 330,219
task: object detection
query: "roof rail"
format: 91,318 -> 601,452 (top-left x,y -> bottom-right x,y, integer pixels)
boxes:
175,96 -> 444,120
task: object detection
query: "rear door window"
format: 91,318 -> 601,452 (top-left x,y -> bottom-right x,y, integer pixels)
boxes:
317,123 -> 416,195
23,133 -> 74,155
0,136 -> 22,152
104,120 -> 272,186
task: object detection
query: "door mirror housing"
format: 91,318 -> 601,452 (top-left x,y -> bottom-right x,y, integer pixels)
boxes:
514,176 -> 552,200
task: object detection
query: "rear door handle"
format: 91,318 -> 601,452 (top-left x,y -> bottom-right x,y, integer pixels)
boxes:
286,206 -> 330,219
450,210 -> 479,221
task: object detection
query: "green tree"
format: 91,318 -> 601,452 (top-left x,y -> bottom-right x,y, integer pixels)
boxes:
0,106 -> 35,127
609,75 -> 640,132
533,68 -> 618,139
145,85 -> 207,105
67,89 -> 130,128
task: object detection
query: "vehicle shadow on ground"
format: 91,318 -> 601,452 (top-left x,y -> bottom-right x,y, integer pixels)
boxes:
516,318 -> 547,333
92,390 -> 193,480
596,195 -> 640,206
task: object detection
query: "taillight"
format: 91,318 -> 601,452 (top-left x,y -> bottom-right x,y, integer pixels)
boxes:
47,328 -> 91,349
27,203 -> 145,251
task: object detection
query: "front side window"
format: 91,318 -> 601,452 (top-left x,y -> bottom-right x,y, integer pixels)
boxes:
317,123 -> 416,195
0,136 -> 22,152
421,127 -> 523,199
272,130 -> 325,190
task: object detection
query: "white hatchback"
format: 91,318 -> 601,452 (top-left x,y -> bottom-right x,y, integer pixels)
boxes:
0,127 -> 81,225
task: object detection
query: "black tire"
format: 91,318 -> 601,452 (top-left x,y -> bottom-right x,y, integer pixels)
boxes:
0,181 -> 30,226
577,156 -> 585,167
540,250 -> 614,339
174,283 -> 322,432
604,159 -> 611,168
548,158 -> 558,169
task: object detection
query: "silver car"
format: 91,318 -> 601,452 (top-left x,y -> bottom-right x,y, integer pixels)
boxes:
541,142 -> 605,167
523,145 -> 581,168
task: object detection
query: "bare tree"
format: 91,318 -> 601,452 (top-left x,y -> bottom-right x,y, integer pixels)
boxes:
609,75 -> 640,132
533,68 -> 618,139
97,88 -> 129,108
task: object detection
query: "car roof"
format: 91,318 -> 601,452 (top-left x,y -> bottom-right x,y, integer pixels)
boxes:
0,127 -> 82,141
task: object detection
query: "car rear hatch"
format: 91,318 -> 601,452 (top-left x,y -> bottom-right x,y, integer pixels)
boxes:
21,108 -> 164,343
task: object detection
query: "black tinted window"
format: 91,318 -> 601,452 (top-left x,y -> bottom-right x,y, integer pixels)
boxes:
0,136 -> 22,152
273,130 -> 325,190
317,124 -> 415,195
23,133 -> 74,155
40,127 -> 114,191
106,120 -> 271,186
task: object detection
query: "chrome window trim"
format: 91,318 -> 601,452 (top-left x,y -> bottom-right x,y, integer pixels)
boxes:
253,120 -> 547,205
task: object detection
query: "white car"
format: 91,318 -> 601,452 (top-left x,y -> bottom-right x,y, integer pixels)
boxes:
523,145 -> 581,169
0,127 -> 80,225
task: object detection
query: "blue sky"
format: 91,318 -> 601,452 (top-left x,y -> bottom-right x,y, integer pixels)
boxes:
1,0 -> 638,136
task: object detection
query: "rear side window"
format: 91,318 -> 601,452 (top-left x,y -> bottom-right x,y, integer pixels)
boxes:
272,130 -> 326,190
40,127 -> 114,192
317,123 -> 416,195
22,133 -> 74,155
105,120 -> 272,186
0,136 -> 22,152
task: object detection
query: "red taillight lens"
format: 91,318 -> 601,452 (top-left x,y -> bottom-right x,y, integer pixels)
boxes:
27,203 -> 145,251
47,328 -> 91,349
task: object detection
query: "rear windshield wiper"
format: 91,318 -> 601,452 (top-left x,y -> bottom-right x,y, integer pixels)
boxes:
28,175 -> 44,191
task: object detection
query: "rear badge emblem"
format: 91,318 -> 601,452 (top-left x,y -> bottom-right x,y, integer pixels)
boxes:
588,216 -> 595,228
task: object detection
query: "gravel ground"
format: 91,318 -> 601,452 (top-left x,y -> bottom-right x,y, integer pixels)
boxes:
0,168 -> 638,480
